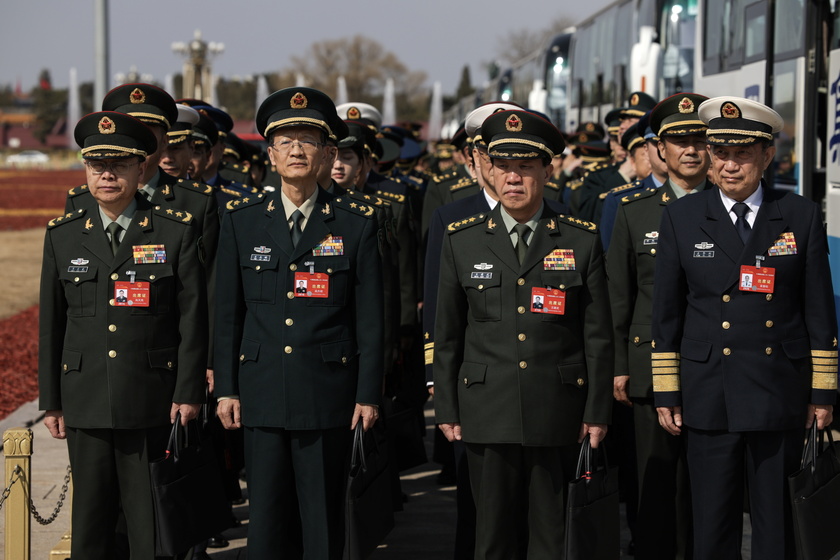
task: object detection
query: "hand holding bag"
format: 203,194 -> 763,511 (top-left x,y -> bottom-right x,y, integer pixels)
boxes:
149,411 -> 231,556
788,420 -> 840,560
564,435 -> 620,560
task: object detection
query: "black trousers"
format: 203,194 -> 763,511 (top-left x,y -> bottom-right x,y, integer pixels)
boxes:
244,426 -> 352,560
66,425 -> 170,560
684,427 -> 802,560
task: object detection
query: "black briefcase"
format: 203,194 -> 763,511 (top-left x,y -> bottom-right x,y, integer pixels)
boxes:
343,421 -> 395,560
149,412 -> 230,556
788,422 -> 840,560
564,435 -> 620,560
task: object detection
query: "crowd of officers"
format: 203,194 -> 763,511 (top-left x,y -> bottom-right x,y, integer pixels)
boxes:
36,80 -> 838,560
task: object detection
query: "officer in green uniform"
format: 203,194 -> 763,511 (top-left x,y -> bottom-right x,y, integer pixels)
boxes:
214,87 -> 384,559
435,109 -> 613,559
159,103 -> 199,179
606,93 -> 710,559
40,111 -> 207,559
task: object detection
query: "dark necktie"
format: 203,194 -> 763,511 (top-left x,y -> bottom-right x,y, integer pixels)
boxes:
290,209 -> 304,247
732,202 -> 751,244
514,224 -> 530,264
106,222 -> 122,256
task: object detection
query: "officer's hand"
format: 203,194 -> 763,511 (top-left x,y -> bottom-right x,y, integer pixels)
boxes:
216,398 -> 242,430
439,422 -> 462,442
351,404 -> 379,432
657,406 -> 683,435
44,410 -> 66,440
206,369 -> 215,394
579,423 -> 608,448
613,375 -> 631,406
171,403 -> 201,425
807,404 -> 833,429
428,385 -> 435,397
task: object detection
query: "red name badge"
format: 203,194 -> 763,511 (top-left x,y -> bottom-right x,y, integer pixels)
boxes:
114,281 -> 150,307
294,272 -> 329,298
531,287 -> 566,315
739,265 -> 775,293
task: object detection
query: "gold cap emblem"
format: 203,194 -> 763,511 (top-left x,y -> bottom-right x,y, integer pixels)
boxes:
347,106 -> 360,119
130,88 -> 146,104
505,114 -> 523,132
678,97 -> 694,114
98,116 -> 116,134
722,102 -> 740,119
585,122 -> 595,132
291,92 -> 308,109
630,93 -> 640,106
580,133 -> 589,143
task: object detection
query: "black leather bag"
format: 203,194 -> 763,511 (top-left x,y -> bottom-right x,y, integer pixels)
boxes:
788,422 -> 840,560
564,435 -> 620,560
343,421 -> 395,560
149,412 -> 230,556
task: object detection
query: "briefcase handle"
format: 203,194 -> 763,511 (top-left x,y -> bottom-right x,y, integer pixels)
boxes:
573,435 -> 610,483
165,411 -> 203,463
801,419 -> 836,474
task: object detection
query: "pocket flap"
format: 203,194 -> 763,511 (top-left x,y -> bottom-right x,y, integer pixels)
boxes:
239,338 -> 261,364
557,362 -> 587,387
59,266 -> 98,285
680,338 -> 712,362
147,347 -> 178,371
319,257 -> 350,274
540,271 -> 582,291
462,271 -> 501,291
61,349 -> 82,374
629,324 -> 652,346
134,264 -> 173,283
782,337 -> 811,360
241,252 -> 280,272
321,339 -> 358,364
459,362 -> 487,387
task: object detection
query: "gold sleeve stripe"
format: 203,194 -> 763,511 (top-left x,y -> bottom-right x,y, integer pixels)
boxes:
812,371 -> 838,391
652,352 -> 680,360
811,350 -> 839,358
653,374 -> 681,392
812,357 -> 838,365
813,365 -> 838,373
424,344 -> 434,366
652,360 -> 680,367
652,367 -> 679,374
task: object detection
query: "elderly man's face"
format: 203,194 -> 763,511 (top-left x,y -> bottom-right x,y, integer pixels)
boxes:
708,143 -> 776,201
492,158 -> 551,220
268,126 -> 327,183
85,157 -> 146,208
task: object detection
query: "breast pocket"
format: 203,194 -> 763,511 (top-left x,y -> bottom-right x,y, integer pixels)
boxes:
307,257 -> 351,307
59,266 -> 98,317
240,253 -> 280,304
634,239 -> 657,284
463,272 -> 502,321
539,271 -> 582,321
130,264 -> 175,315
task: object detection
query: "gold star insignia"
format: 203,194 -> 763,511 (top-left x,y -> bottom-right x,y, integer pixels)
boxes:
468,217 -> 476,222
165,208 -> 173,214
267,200 -> 276,212
243,197 -> 250,203
65,212 -> 72,218
424,332 -> 430,340
364,195 -> 371,200
84,218 -> 93,230
175,211 -> 183,218
233,200 -> 241,206
193,182 -> 199,187
350,202 -> 358,208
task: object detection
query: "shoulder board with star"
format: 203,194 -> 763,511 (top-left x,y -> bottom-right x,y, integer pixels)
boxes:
225,193 -> 268,212
220,185 -> 244,197
449,177 -> 476,192
600,179 -> 642,200
332,195 -> 376,218
584,162 -> 608,173
67,184 -> 90,197
446,212 -> 487,234
567,177 -> 584,191
345,190 -> 387,208
432,170 -> 458,184
545,180 -> 561,191
376,190 -> 406,204
154,205 -> 194,224
47,208 -> 86,229
620,186 -> 658,205
175,178 -> 215,196
556,214 -> 598,233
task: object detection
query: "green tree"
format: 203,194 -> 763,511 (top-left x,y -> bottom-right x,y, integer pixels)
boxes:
455,65 -> 474,101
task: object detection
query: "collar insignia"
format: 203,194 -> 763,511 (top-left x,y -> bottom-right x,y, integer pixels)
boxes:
84,218 -> 93,230
138,216 -> 149,227
487,218 -> 497,230
322,203 -> 331,215
267,200 -> 276,212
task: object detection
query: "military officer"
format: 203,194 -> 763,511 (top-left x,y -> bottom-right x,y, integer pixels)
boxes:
607,93 -> 710,560
434,109 -> 613,559
159,103 -> 200,179
40,111 -> 207,560
214,87 -> 384,559
652,96 -> 837,559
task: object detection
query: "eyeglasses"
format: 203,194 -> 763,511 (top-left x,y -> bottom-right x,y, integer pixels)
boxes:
270,139 -> 323,153
85,160 -> 138,175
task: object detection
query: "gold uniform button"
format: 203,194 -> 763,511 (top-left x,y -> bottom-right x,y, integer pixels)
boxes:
559,284 -> 566,290
517,278 -> 525,286
577,378 -> 585,387
290,264 -> 297,271
633,336 -> 641,343
74,276 -> 80,282
239,354 -> 245,362
111,273 -> 119,281
255,266 -> 261,271
63,364 -> 68,372
108,350 -> 117,358
149,274 -> 156,280
167,361 -> 173,368
478,284 -> 484,290
722,321 -> 731,329
722,294 -> 731,302
519,361 -> 527,369
518,333 -> 526,341
650,249 -> 657,255
287,291 -> 295,299
723,348 -> 731,356
108,324 -> 117,332
517,306 -> 526,314
464,378 -> 468,385
109,299 -> 115,306
766,320 -> 774,328
766,294 -> 773,301
766,347 -> 773,355
285,318 -> 294,326
284,346 -> 293,354
341,357 -> 348,364
327,268 -> 333,274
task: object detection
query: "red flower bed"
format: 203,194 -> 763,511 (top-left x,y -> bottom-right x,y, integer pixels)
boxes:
0,169 -> 85,231
0,305 -> 39,420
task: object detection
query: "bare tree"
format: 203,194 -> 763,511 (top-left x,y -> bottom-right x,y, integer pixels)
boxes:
495,16 -> 576,65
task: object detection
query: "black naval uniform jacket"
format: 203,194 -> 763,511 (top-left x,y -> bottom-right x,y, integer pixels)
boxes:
652,185 -> 838,431
607,183 -> 684,399
39,197 -> 208,428
434,204 -> 613,446
213,188 -> 384,429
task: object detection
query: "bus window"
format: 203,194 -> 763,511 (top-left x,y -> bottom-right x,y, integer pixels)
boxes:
744,1 -> 767,63
772,59 -> 798,185
660,0 -> 697,94
774,0 -> 805,58
704,0 -> 749,74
